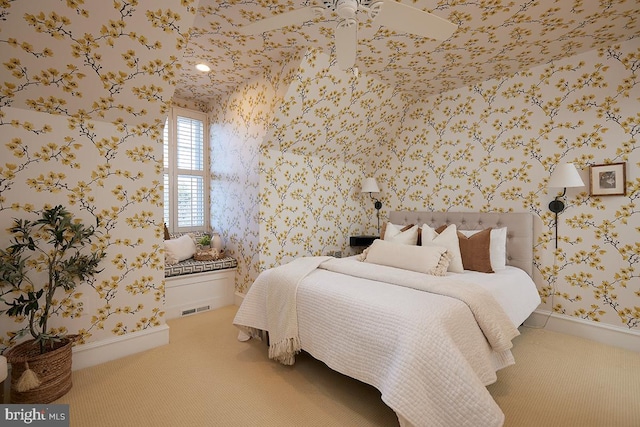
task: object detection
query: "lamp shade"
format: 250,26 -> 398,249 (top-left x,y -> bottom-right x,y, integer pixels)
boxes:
548,163 -> 584,188
361,177 -> 380,193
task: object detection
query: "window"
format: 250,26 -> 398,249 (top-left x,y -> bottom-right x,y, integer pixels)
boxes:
163,107 -> 209,233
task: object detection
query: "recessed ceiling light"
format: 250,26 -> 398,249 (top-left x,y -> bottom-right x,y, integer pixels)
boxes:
195,63 -> 211,72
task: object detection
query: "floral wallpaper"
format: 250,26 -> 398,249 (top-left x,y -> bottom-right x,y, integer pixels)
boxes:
0,0 -> 196,352
207,56 -> 304,294
175,0 -> 638,106
387,41 -> 639,329
0,0 -> 636,359
209,38 -> 638,334
184,1 -> 638,334
206,48 -> 405,293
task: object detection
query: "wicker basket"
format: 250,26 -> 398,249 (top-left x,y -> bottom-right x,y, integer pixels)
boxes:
6,337 -> 75,403
194,248 -> 223,261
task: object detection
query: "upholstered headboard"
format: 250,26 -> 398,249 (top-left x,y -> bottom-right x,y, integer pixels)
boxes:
388,211 -> 534,277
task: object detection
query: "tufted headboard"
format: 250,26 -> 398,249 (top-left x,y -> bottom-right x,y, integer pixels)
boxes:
388,211 -> 534,277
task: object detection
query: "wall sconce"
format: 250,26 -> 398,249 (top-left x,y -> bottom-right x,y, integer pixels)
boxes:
548,163 -> 584,248
361,177 -> 382,236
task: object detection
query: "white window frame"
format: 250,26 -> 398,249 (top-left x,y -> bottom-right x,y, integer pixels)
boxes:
163,106 -> 209,233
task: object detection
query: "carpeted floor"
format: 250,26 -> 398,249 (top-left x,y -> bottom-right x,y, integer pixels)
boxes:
54,305 -> 640,427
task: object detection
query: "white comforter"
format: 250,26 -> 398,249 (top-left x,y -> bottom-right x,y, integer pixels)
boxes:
234,257 -> 537,427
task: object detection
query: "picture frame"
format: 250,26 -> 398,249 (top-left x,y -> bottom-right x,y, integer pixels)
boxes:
589,162 -> 626,196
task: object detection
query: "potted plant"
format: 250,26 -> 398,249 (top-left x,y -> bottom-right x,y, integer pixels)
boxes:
198,234 -> 212,249
0,205 -> 105,403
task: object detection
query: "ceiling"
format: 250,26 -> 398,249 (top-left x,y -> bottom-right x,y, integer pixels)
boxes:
172,0 -> 640,106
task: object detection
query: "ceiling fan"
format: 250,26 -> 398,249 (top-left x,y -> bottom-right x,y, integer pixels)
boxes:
240,0 -> 457,70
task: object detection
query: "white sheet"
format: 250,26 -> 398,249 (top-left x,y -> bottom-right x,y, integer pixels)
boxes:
234,259 -> 541,427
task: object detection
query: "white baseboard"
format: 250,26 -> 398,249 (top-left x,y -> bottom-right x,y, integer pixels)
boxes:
234,291 -> 245,306
71,324 -> 170,371
525,310 -> 640,353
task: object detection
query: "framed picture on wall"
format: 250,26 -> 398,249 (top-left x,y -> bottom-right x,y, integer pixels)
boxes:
589,162 -> 626,196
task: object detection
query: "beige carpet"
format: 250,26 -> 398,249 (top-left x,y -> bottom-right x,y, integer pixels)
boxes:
55,305 -> 640,427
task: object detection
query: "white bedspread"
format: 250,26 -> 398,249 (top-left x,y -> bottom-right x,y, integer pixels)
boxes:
234,257 -> 537,427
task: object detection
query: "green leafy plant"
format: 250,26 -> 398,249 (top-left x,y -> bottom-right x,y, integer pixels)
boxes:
198,234 -> 211,246
0,205 -> 106,353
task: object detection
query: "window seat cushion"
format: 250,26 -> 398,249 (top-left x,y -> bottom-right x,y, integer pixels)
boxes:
164,256 -> 237,278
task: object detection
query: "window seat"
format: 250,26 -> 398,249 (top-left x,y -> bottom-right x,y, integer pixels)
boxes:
164,232 -> 237,319
164,230 -> 237,277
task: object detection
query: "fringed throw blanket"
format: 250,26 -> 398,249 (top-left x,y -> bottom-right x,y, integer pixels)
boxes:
235,256 -> 331,365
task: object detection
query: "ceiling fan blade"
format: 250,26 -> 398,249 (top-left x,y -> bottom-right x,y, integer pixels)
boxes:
335,19 -> 357,70
240,7 -> 320,35
373,0 -> 456,40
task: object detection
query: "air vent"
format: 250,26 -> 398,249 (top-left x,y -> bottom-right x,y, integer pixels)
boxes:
180,305 -> 211,317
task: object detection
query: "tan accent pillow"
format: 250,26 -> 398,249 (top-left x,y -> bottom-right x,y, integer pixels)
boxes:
459,227 -> 507,271
164,223 -> 171,240
457,227 -> 494,273
363,239 -> 451,275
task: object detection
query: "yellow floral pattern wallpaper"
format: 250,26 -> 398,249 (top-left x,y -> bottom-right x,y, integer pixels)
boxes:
0,0 -> 196,352
176,0 -> 638,105
0,0 -> 638,358
208,38 -> 638,333
389,42 -> 639,329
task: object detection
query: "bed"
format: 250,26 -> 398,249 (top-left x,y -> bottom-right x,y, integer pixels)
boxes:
234,211 -> 541,427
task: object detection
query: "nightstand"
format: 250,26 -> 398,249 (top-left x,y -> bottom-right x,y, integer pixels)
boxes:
349,235 -> 379,247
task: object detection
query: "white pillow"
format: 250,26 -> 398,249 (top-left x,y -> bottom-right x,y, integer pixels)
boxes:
363,239 -> 450,275
384,223 -> 419,245
459,227 -> 507,271
421,224 -> 464,273
164,234 -> 197,263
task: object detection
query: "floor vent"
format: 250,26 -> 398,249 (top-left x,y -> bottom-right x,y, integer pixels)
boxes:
181,305 -> 211,317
